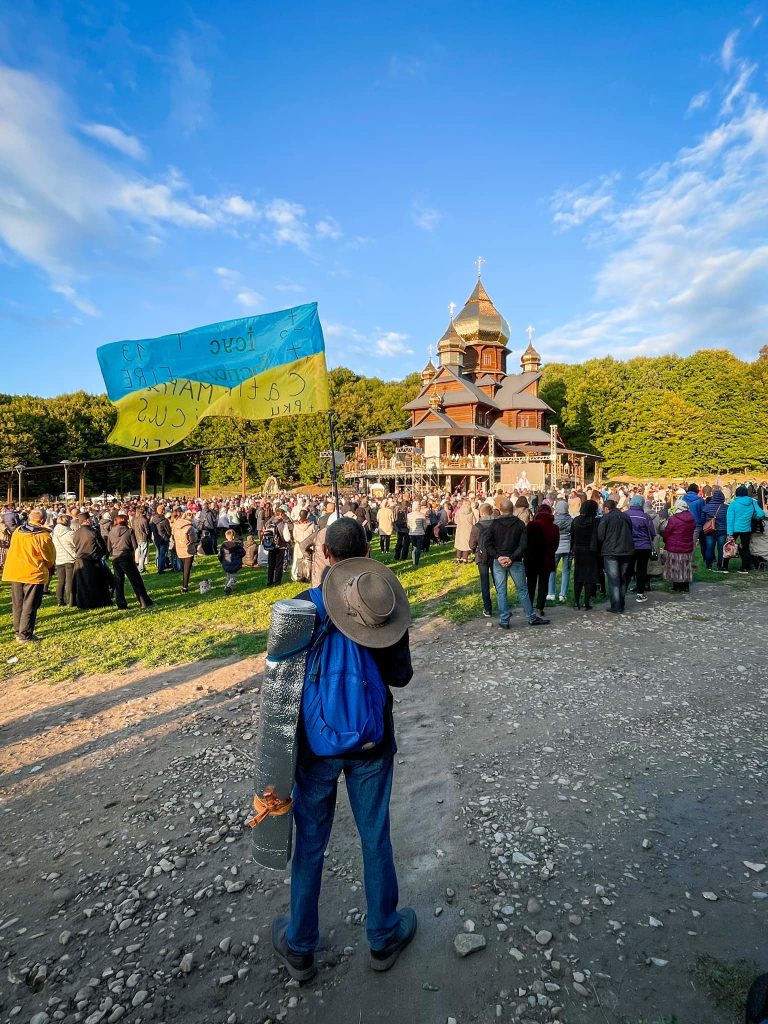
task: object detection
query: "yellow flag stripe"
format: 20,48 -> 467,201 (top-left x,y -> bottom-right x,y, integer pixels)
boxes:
108,352 -> 329,451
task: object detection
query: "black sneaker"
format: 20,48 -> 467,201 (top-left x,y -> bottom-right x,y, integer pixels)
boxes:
529,617 -> 550,626
746,972 -> 768,1024
370,907 -> 417,972
271,917 -> 317,983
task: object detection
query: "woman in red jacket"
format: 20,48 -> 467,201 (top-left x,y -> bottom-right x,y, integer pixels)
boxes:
659,496 -> 696,593
525,504 -> 560,619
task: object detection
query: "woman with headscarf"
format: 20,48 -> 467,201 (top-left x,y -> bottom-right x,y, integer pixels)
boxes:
659,496 -> 696,592
525,503 -> 560,620
701,488 -> 728,571
625,495 -> 656,603
570,499 -> 600,610
513,495 -> 531,526
548,499 -> 573,603
172,510 -> 198,593
453,499 -> 476,564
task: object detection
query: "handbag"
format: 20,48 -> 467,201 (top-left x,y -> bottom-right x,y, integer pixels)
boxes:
702,516 -> 717,536
723,536 -> 739,559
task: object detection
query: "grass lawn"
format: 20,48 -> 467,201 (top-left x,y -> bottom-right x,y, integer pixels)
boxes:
0,543 -> 733,685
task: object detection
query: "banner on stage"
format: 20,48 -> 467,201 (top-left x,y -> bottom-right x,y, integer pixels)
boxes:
97,303 -> 330,450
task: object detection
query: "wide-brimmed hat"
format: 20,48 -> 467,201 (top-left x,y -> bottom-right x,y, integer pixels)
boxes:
322,557 -> 411,649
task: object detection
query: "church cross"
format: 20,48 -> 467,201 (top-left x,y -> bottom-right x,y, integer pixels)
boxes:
475,256 -> 486,278
448,301 -> 456,320
526,325 -> 536,344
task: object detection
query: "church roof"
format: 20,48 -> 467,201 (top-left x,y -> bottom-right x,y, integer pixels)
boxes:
436,318 -> 465,351
493,370 -> 542,407
491,424 -> 553,444
474,374 -> 500,387
522,340 -> 541,360
453,279 -> 510,347
404,366 -> 501,410
421,358 -> 437,373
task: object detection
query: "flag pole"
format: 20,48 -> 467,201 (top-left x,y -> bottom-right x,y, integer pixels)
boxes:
328,412 -> 341,516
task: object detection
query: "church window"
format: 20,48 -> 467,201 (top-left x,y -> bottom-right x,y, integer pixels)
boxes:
483,352 -> 492,366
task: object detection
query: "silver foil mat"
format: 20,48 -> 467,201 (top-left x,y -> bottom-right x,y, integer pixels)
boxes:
251,598 -> 316,870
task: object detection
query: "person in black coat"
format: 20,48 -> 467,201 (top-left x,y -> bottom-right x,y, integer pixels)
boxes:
469,503 -> 495,617
570,499 -> 601,610
72,515 -> 113,609
150,506 -> 173,573
107,515 -> 154,610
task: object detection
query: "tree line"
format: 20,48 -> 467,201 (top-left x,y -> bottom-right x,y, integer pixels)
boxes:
1,350 -> 766,492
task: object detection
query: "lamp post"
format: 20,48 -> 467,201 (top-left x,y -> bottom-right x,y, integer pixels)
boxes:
61,459 -> 72,502
13,464 -> 24,505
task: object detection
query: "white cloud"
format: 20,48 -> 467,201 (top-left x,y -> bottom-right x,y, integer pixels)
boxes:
80,123 -> 146,160
169,27 -> 213,135
721,29 -> 739,71
264,198 -> 311,251
686,91 -> 710,116
374,331 -> 412,356
235,288 -> 264,310
541,37 -> 768,362
315,217 -> 342,240
411,200 -> 442,231
0,64 -> 341,314
550,173 -> 619,230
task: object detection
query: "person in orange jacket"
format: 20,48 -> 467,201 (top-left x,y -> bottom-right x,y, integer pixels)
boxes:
2,509 -> 55,643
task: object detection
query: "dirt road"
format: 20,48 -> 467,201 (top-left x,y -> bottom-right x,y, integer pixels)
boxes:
1,578 -> 766,1024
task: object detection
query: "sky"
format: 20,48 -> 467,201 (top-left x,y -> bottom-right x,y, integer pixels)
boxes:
1,0 -> 767,397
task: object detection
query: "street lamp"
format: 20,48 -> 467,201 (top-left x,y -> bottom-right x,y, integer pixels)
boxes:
61,460 -> 72,502
13,464 -> 24,505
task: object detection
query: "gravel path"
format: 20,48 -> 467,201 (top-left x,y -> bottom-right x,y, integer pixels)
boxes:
1,577 -> 766,1024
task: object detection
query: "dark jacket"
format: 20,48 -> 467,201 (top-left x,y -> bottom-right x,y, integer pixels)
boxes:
682,491 -> 706,527
597,510 -> 635,558
73,524 -> 107,561
197,508 -> 218,533
469,516 -> 494,565
296,579 -> 413,761
132,513 -> 151,543
219,540 -> 245,573
570,508 -> 601,584
485,514 -> 527,563
703,492 -> 728,534
107,524 -> 137,560
525,508 -> 560,573
150,513 -> 172,545
626,506 -> 656,551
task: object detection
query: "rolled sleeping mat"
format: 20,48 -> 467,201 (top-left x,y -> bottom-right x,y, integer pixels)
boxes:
250,598 -> 316,869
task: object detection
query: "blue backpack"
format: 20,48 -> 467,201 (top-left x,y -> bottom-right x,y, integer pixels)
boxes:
301,588 -> 387,756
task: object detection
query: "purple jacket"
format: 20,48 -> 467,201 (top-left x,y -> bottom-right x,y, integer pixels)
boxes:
660,510 -> 696,554
626,506 -> 656,551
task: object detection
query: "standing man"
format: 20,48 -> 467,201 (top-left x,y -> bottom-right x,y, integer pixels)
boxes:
132,504 -> 151,573
2,509 -> 55,643
272,518 -> 416,981
597,499 -> 635,613
469,502 -> 495,617
486,498 -> 549,628
150,504 -> 172,573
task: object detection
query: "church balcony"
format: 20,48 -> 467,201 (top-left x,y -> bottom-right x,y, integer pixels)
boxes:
344,456 -> 490,478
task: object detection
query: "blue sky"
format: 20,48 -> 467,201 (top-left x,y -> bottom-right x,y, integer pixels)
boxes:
1,1 -> 767,396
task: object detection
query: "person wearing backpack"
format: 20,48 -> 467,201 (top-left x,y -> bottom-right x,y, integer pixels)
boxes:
262,510 -> 289,586
272,517 -> 416,983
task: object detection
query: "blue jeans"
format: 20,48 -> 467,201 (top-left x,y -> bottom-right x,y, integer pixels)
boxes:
604,557 -> 628,611
703,532 -> 726,569
492,559 -> 536,625
548,552 -> 571,599
287,754 -> 400,954
155,542 -> 168,573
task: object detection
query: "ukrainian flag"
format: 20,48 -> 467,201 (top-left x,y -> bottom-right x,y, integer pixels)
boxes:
97,303 -> 329,450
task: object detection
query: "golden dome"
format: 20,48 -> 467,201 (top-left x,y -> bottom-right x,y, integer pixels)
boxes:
453,280 -> 510,348
437,318 -> 466,358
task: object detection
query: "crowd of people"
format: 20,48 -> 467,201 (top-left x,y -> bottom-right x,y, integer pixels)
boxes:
0,478 -> 766,642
